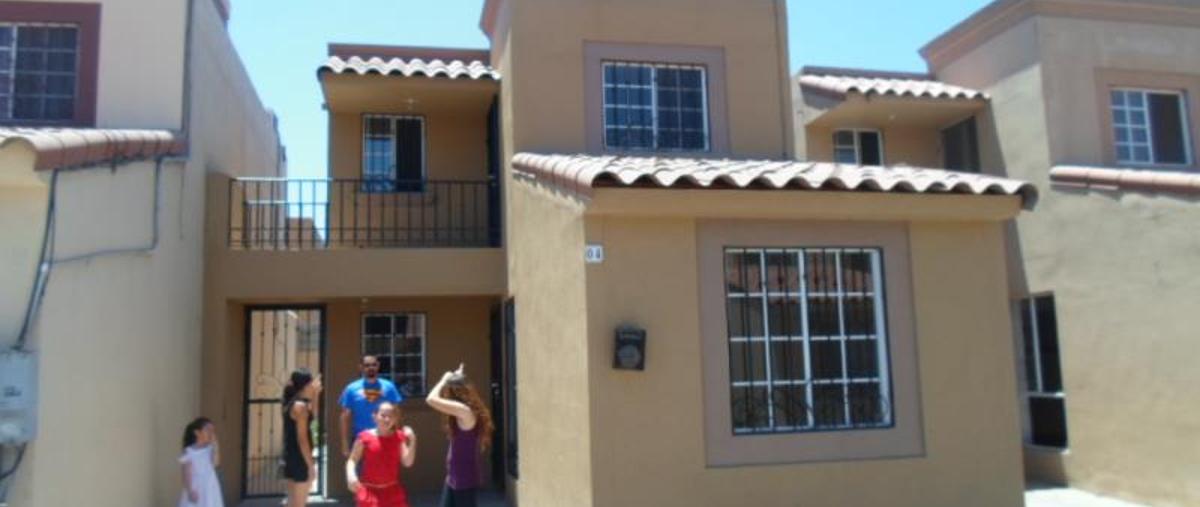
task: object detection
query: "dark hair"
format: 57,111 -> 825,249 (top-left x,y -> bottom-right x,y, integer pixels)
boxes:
182,417 -> 211,449
282,368 -> 314,410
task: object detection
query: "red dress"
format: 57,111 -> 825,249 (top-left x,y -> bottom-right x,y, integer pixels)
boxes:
355,430 -> 409,507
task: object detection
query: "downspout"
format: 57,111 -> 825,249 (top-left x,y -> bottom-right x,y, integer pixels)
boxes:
773,0 -> 793,159
179,0 -> 196,148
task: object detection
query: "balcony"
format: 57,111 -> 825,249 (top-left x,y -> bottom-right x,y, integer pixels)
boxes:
228,178 -> 501,250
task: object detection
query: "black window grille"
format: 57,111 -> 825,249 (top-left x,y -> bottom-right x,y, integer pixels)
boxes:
0,24 -> 79,121
361,313 -> 427,398
724,247 -> 893,434
602,61 -> 709,152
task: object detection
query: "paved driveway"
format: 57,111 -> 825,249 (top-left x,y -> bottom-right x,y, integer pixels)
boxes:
1027,488 -> 1152,507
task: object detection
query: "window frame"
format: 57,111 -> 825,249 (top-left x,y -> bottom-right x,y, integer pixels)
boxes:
1110,87 -> 1193,167
0,2 -> 99,127
723,247 -> 894,435
1018,294 -> 1069,451
360,113 -> 428,194
360,312 -> 428,398
584,42 -> 730,156
601,60 -> 711,153
832,128 -> 884,166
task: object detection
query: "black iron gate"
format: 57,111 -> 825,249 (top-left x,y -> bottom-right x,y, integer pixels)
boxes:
242,306 -> 327,498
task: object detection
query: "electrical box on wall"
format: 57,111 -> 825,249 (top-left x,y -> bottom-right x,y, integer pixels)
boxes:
0,350 -> 37,445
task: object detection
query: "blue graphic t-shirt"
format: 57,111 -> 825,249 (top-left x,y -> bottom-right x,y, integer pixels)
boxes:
339,377 -> 402,436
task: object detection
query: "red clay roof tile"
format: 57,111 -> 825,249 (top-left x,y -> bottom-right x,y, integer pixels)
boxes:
0,128 -> 185,171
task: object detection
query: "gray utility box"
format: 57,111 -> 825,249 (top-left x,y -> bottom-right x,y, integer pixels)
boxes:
0,350 -> 36,444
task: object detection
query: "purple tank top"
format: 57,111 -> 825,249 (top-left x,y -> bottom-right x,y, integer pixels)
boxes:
446,422 -> 481,490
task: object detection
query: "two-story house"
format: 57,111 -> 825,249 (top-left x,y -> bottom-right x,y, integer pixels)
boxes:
0,0 -> 282,506
797,1 -> 1200,507
202,1 -> 1039,506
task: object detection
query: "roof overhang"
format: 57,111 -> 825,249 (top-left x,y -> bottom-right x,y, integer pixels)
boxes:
318,45 -> 499,113
512,153 -> 1038,214
797,67 -> 988,128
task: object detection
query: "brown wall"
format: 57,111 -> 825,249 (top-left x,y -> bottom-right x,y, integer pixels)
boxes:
931,6 -> 1200,506
805,124 -> 943,168
569,195 -> 1025,506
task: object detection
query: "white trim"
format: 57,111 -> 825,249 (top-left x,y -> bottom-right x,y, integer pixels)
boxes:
1111,88 -> 1193,166
601,61 -> 711,152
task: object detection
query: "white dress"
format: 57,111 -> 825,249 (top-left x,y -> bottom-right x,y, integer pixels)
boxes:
178,445 -> 224,507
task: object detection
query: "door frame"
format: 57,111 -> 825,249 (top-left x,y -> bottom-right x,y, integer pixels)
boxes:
240,304 -> 329,499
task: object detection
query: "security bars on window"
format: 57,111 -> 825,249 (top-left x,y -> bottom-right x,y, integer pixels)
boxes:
0,24 -> 79,121
362,313 -> 427,398
602,61 -> 709,152
724,248 -> 892,434
1110,88 -> 1192,166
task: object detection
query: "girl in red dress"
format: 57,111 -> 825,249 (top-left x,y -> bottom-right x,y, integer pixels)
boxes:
345,401 -> 416,507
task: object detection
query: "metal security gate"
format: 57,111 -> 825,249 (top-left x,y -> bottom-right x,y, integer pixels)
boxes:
242,306 -> 326,498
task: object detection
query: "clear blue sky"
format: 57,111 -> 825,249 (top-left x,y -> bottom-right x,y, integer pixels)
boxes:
229,0 -> 990,179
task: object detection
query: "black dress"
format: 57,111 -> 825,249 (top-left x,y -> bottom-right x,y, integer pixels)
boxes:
282,397 -> 311,482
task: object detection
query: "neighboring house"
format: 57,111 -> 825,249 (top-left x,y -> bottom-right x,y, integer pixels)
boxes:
0,0 -> 282,506
796,1 -> 1200,507
200,0 -> 1038,506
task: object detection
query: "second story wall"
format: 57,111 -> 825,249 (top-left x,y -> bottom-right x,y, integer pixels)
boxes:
499,0 -> 793,159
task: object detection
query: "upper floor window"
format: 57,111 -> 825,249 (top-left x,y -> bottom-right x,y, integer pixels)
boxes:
362,115 -> 425,193
833,129 -> 882,165
603,61 -> 709,152
724,247 -> 892,434
0,24 -> 78,122
942,117 -> 980,173
1110,89 -> 1191,166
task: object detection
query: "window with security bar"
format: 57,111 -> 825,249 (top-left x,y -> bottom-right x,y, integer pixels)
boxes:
362,313 -> 427,398
0,23 -> 79,122
602,61 -> 709,152
724,248 -> 893,434
362,115 -> 425,193
1018,294 -> 1068,449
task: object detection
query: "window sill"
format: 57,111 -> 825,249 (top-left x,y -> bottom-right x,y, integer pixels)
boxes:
1025,444 -> 1070,455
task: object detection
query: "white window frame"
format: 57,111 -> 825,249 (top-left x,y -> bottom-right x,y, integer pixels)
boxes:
724,247 -> 892,435
601,61 -> 711,152
0,22 -> 81,122
360,114 -> 427,191
360,313 -> 427,398
1110,88 -> 1193,166
1019,294 -> 1068,450
832,128 -> 884,166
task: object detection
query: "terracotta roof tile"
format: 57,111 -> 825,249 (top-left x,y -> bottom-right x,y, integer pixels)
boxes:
798,66 -> 987,101
319,55 -> 500,81
0,128 -> 186,171
1051,165 -> 1200,195
513,153 -> 1037,209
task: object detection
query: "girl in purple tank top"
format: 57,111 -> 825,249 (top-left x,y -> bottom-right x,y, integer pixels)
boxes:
426,363 -> 494,507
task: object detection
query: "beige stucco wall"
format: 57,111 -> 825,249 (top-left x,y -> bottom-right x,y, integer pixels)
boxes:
3,0 -> 282,505
504,0 -> 792,159
0,182 -> 48,347
575,199 -> 1024,507
504,181 -> 593,507
38,0 -> 188,128
932,9 -> 1200,507
804,124 -> 942,168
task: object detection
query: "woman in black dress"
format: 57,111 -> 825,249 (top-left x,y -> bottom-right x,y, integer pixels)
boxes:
283,368 -> 322,507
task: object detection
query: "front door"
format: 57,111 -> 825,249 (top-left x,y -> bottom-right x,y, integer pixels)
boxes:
242,306 -> 327,499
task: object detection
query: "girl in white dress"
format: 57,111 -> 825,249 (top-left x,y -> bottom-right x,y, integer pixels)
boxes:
179,417 -> 223,507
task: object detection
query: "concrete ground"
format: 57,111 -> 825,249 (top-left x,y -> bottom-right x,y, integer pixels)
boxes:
1027,488 -> 1152,507
237,490 -> 506,507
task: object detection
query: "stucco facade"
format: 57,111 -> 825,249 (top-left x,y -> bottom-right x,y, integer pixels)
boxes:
0,0 -> 282,506
793,1 -> 1200,506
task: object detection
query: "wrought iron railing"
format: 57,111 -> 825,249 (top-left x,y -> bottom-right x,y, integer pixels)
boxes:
229,178 -> 500,250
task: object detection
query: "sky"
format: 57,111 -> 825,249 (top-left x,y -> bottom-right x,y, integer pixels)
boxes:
228,0 -> 992,179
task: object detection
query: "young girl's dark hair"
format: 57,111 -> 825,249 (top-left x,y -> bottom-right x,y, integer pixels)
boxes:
440,374 -> 494,452
182,417 -> 212,449
282,368 -> 314,411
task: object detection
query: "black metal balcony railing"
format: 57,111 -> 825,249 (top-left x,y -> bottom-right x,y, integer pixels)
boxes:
229,178 -> 500,250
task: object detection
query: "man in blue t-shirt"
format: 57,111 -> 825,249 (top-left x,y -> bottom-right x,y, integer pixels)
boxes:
339,355 -> 402,457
